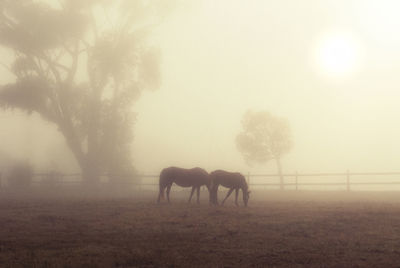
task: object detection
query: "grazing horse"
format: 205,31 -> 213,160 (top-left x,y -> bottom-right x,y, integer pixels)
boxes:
157,167 -> 211,204
210,170 -> 250,207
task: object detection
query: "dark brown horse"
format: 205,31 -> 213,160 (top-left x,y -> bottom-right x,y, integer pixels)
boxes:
157,167 -> 212,204
210,170 -> 250,207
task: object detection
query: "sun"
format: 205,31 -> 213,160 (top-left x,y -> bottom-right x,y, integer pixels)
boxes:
315,33 -> 362,77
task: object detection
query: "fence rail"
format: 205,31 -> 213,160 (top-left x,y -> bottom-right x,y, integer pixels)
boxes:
3,171 -> 400,191
245,171 -> 400,191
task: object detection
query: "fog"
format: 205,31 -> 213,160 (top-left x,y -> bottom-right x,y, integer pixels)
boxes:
3,2 -> 400,266
1,0 -> 400,180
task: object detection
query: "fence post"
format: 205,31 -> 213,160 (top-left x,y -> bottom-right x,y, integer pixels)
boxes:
295,171 -> 298,191
346,169 -> 350,192
247,172 -> 251,188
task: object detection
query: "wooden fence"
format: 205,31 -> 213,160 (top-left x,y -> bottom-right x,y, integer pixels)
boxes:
246,171 -> 400,191
8,171 -> 399,191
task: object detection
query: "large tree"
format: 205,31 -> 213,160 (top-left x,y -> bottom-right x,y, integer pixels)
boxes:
0,0 -> 168,183
236,110 -> 293,190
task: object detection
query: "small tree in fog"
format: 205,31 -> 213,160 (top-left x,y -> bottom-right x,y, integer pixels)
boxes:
236,110 -> 292,190
0,1 -> 172,183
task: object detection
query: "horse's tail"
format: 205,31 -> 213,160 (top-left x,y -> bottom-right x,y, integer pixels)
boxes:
158,170 -> 166,201
159,181 -> 165,200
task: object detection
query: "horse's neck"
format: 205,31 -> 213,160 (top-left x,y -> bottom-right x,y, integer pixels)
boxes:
240,180 -> 248,192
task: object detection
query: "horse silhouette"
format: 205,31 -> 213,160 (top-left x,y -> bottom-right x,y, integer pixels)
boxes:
157,167 -> 212,204
210,170 -> 250,207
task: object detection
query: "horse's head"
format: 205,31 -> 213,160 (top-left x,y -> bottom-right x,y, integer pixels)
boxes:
243,190 -> 251,207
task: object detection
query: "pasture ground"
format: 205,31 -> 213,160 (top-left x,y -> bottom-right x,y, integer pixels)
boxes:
1,189 -> 400,267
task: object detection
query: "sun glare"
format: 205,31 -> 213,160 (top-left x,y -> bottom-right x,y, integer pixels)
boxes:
315,33 -> 362,77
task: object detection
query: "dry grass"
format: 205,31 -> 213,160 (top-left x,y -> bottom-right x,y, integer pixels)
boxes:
1,189 -> 400,267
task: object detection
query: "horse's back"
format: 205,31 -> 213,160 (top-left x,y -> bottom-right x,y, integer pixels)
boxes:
210,170 -> 246,188
160,166 -> 209,187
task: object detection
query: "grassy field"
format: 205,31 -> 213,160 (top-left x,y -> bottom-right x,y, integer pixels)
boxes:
1,189 -> 400,267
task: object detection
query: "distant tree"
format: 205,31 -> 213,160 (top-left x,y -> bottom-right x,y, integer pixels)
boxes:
0,0 -> 171,184
236,110 -> 293,190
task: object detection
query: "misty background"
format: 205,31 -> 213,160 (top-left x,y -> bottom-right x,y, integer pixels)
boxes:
1,0 -> 400,178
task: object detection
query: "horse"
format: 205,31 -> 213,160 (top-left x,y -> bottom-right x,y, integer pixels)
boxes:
157,167 -> 212,204
209,170 -> 250,207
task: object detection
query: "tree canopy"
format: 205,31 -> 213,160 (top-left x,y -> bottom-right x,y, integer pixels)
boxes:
236,110 -> 292,165
236,110 -> 292,189
0,0 -> 169,182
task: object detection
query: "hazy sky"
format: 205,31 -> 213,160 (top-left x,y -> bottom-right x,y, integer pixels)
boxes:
1,0 -> 400,175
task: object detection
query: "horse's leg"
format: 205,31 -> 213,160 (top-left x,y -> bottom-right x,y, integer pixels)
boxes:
166,184 -> 172,203
209,188 -> 214,205
222,188 -> 234,205
196,186 -> 200,204
235,188 -> 239,206
188,186 -> 195,203
157,185 -> 164,203
214,185 -> 219,205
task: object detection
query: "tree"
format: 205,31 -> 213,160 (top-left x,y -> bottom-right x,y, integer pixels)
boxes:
0,0 -> 168,183
236,110 -> 293,190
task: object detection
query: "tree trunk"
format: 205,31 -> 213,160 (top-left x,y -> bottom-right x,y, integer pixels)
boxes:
58,118 -> 100,185
81,159 -> 100,185
83,91 -> 102,184
275,157 -> 284,190
85,129 -> 100,184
